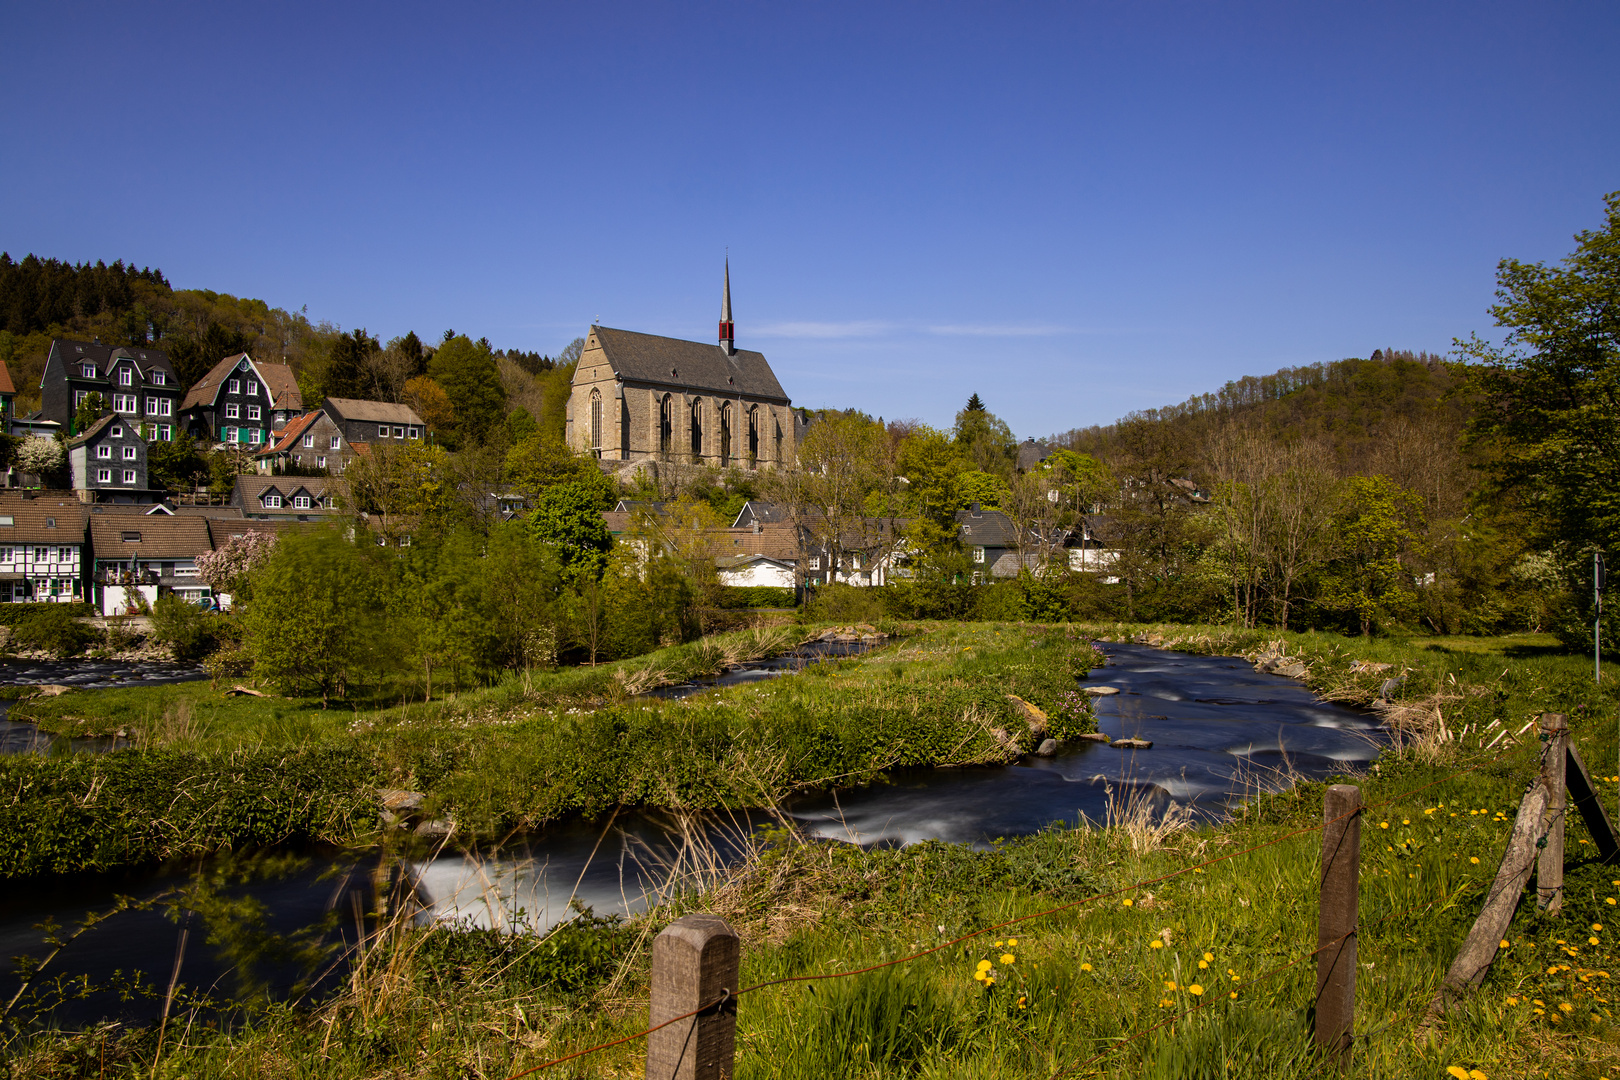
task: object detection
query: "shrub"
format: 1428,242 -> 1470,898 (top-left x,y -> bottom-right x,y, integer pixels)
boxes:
6,605 -> 97,657
802,583 -> 885,623
714,585 -> 796,609
149,593 -> 234,663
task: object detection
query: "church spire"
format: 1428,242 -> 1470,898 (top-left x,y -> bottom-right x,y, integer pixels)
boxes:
719,258 -> 735,355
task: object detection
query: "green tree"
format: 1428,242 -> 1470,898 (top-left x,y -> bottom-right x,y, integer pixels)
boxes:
324,328 -> 378,401
1317,475 -> 1424,636
505,432 -> 614,503
527,481 -> 613,581
74,391 -> 107,434
896,424 -> 968,557
953,396 -> 1016,476
240,529 -> 394,702
429,334 -> 508,446
1465,191 -> 1620,563
148,432 -> 205,491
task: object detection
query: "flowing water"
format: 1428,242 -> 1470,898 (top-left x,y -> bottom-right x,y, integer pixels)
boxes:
0,640 -> 1385,1025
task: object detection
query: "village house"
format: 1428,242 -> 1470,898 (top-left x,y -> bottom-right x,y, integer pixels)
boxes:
253,410 -> 352,475
231,475 -> 343,521
66,414 -> 154,501
0,361 -> 15,433
320,398 -> 427,448
39,339 -> 184,440
178,353 -> 303,447
567,265 -> 796,470
89,515 -> 214,615
0,496 -> 89,603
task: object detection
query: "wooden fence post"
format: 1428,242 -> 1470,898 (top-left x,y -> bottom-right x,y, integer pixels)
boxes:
646,913 -> 740,1080
1538,713 -> 1569,914
1315,784 -> 1361,1058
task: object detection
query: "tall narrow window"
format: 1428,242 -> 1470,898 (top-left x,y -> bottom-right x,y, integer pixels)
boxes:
659,395 -> 673,458
719,402 -> 732,466
773,414 -> 782,463
747,408 -> 759,467
589,389 -> 602,454
689,399 -> 703,460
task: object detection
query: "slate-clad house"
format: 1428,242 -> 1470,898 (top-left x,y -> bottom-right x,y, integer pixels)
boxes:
232,475 -> 343,520
40,339 -> 183,439
0,496 -> 89,603
320,398 -> 427,448
253,410 -> 351,474
66,414 -> 151,499
0,361 -> 15,432
566,265 -> 795,469
89,515 -> 214,614
179,353 -> 303,447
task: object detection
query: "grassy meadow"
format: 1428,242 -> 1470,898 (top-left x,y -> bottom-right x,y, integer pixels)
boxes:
7,622 -> 1620,1077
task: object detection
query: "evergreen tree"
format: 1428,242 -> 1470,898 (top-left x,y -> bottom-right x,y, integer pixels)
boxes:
325,328 -> 378,401
965,392 -> 986,412
429,334 -> 508,446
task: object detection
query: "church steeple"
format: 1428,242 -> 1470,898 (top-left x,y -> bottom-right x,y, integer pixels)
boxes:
719,259 -> 735,355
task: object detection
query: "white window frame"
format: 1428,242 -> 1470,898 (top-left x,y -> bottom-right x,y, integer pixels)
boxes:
152,371 -> 166,386
119,367 -> 133,386
302,434 -> 314,448
316,455 -> 327,469
973,546 -> 986,564
80,364 -> 95,378
226,428 -> 239,444
97,468 -> 111,483
158,425 -> 171,442
330,436 -> 341,449
249,429 -> 262,445
145,397 -> 160,415
122,446 -> 137,460
407,426 -> 420,439
246,381 -> 258,396
378,425 -> 389,438
228,379 -> 240,394
293,495 -> 311,509
225,403 -> 240,419
122,469 -> 136,484
75,390 -> 88,408
109,426 -> 122,438
263,495 -> 282,509
96,445 -> 111,460
247,405 -> 261,421
159,398 -> 171,417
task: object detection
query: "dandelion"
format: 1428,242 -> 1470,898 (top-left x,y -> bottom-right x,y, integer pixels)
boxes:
1080,962 -> 1093,972
974,970 -> 987,982
1122,898 -> 1133,907
1448,1068 -> 1471,1080
1379,821 -> 1390,829
976,959 -> 992,972
1559,1002 -> 1574,1013
1017,995 -> 1027,1009
1607,898 -> 1617,906
1402,818 -> 1410,825
1188,984 -> 1204,995
1470,1072 -> 1488,1080
985,976 -> 996,986
1203,952 -> 1213,962
1500,940 -> 1511,949
1533,999 -> 1544,1007
995,940 -> 1003,948
1165,980 -> 1177,991
1425,807 -> 1435,814
1592,938 -> 1602,946
1595,924 -> 1605,932
1470,857 -> 1481,864
1198,960 -> 1209,969
1229,991 -> 1238,999
1150,940 -> 1164,949
1159,998 -> 1174,1007
1007,938 -> 1017,946
1506,996 -> 1519,1006
1001,953 -> 1016,965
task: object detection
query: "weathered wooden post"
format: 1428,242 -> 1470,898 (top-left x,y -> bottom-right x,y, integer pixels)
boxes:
1315,784 -> 1361,1058
1538,713 -> 1569,914
646,913 -> 740,1080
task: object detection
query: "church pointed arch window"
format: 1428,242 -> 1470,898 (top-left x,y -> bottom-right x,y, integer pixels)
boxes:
659,395 -> 673,459
747,407 -> 759,468
689,398 -> 703,461
719,401 -> 732,467
589,389 -> 602,456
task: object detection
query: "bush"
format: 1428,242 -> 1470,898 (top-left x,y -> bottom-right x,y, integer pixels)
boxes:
149,593 -> 234,663
6,605 -> 98,657
0,602 -> 94,624
713,586 -> 796,609
802,583 -> 886,623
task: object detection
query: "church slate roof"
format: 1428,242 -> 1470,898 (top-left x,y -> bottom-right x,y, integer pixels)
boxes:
590,326 -> 789,403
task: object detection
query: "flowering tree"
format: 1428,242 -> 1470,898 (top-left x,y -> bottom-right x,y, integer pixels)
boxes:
16,437 -> 64,475
196,531 -> 278,595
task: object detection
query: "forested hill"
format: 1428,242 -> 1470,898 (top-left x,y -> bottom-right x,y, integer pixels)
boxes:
1056,350 -> 1470,481
0,253 -> 574,436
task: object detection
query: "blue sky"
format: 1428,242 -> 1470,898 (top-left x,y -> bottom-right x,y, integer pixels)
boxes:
4,2 -> 1618,439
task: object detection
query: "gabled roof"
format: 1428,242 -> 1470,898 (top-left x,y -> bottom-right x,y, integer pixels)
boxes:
89,515 -> 212,559
233,474 -> 343,509
0,495 -> 89,543
731,500 -> 790,527
255,410 -> 325,457
587,326 -> 789,402
1016,438 -> 1051,471
206,518 -> 296,546
0,362 -> 14,396
65,413 -> 119,448
45,339 -> 176,386
181,353 -> 303,412
322,398 -> 426,426
955,506 -> 1020,548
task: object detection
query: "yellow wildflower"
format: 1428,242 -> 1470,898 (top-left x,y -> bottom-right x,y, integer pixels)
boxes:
1188,984 -> 1204,995
1198,960 -> 1209,969
1203,952 -> 1213,962
1505,996 -> 1519,1005
1229,991 -> 1238,999
1122,898 -> 1133,907
1150,940 -> 1164,949
976,959 -> 992,971
1500,940 -> 1510,949
1470,857 -> 1481,864
1592,938 -> 1602,947
1165,980 -> 1177,990
1596,924 -> 1605,932
1379,821 -> 1389,829
1448,1067 -> 1470,1079
1080,962 -> 1092,972
1469,1072 -> 1488,1080
1559,1002 -> 1574,1012
1000,953 -> 1016,965
1007,938 -> 1017,946
974,970 -> 987,982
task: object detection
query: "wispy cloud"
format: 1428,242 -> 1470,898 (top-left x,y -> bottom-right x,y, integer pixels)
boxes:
751,319 -> 895,339
925,323 -> 1073,337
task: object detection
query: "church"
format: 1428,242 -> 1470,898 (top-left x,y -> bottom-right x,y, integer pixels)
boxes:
566,265 -> 797,470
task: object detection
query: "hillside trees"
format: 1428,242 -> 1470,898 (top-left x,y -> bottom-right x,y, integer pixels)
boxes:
430,335 -> 508,447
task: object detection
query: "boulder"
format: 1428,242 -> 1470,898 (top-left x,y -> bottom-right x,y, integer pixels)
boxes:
1076,732 -> 1112,743
32,684 -> 73,697
414,819 -> 456,838
1112,738 -> 1153,750
379,789 -> 425,812
1349,660 -> 1394,674
1083,686 -> 1120,696
1033,738 -> 1060,757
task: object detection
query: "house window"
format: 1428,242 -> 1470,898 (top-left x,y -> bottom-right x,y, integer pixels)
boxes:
122,469 -> 136,484
0,548 -> 10,562
317,456 -> 327,469
273,412 -> 284,425
263,495 -> 282,509
119,367 -> 133,386
393,426 -> 403,438
399,535 -> 411,547
57,547 -> 71,561
152,371 -> 166,386
247,405 -> 261,420
122,446 -> 137,460
225,428 -> 238,444
330,436 -> 341,449
302,434 -> 314,448
146,397 -> 160,415
159,399 -> 171,417
96,445 -> 111,459
109,426 -> 121,438
293,495 -> 311,509
75,390 -> 88,408
808,556 -> 821,570
225,404 -> 240,419
97,468 -> 111,483
378,425 -> 389,438
158,425 -> 171,441
973,546 -> 986,564
114,394 -> 137,413
407,426 -> 419,439
249,429 -> 262,445
33,547 -> 47,561
81,363 -> 95,378
228,379 -> 240,394
246,381 -> 258,396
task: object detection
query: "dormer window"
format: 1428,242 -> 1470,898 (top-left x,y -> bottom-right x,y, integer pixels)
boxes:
81,364 -> 95,378
151,371 -> 166,385
119,368 -> 133,386
263,495 -> 282,509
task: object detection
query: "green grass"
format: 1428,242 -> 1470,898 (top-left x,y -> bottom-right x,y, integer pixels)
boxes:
9,622 -> 1620,1076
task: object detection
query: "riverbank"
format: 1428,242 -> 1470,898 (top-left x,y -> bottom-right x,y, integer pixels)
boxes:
0,622 -> 1099,879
